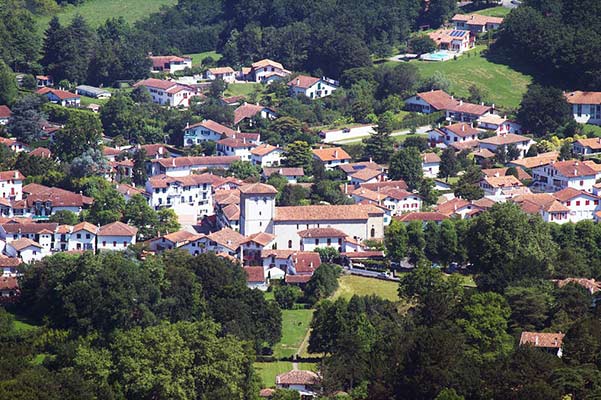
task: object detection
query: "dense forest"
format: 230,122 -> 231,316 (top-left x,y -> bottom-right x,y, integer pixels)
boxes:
493,0 -> 601,89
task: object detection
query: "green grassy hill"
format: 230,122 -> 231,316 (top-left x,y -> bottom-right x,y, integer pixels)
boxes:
35,0 -> 176,32
407,45 -> 532,110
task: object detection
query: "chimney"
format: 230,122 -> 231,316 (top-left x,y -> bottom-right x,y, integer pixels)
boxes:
334,150 -> 339,158
279,168 -> 283,175
461,124 -> 465,132
459,100 -> 463,106
186,122 -> 189,129
296,78 -> 300,86
369,157 -> 373,163
172,158 -> 176,167
494,172 -> 500,177
451,95 -> 454,100
535,336 -> 539,346
14,171 -> 18,179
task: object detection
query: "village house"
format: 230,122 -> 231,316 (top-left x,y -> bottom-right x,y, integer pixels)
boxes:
351,187 -> 423,217
263,167 -> 305,184
479,174 -> 529,200
4,238 -> 45,263
0,105 -> 11,125
244,266 -> 268,290
519,332 -> 564,357
29,147 -> 52,158
241,232 -> 276,266
427,29 -> 474,53
183,119 -> 236,146
512,193 -> 570,224
68,222 -> 98,252
233,103 -> 277,126
134,78 -> 195,107
553,187 -> 600,223
405,90 -> 492,122
36,87 -> 80,107
251,144 -> 284,167
275,370 -> 320,399
429,122 -> 480,147
478,133 -> 535,159
216,137 -> 257,160
205,67 -> 236,83
422,153 -> 441,178
96,221 -> 137,251
0,223 -> 59,253
436,197 -> 494,219
312,147 -> 352,170
146,230 -> 203,253
148,155 -> 240,177
573,137 -> 601,155
297,227 -> 348,252
149,55 -> 192,74
0,137 -> 28,153
348,168 -> 386,186
531,160 -> 599,193
565,91 -> 601,125
245,59 -> 291,83
0,256 -> 21,277
477,114 -> 521,135
287,75 -> 338,99
0,171 -> 24,201
36,75 -> 53,87
451,13 -> 504,33
75,85 -> 112,99
508,151 -> 559,170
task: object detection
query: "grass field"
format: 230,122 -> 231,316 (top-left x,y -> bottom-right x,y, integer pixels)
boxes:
224,82 -> 262,98
254,361 -> 318,387
332,275 -> 400,302
185,51 -> 223,66
474,6 -> 512,17
408,45 -> 532,110
583,124 -> 601,137
273,309 -> 314,358
35,0 -> 176,32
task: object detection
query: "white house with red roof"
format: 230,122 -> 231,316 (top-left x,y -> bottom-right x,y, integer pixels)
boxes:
298,227 -> 349,252
427,29 -> 473,53
36,87 -> 80,107
68,222 -> 98,251
573,138 -> 601,155
479,174 -> 529,200
134,78 -> 195,107
216,136 -> 257,160
288,75 -> 338,99
183,119 -> 236,146
422,153 -> 441,178
312,147 -> 351,170
149,55 -> 192,74
233,103 -> 277,126
477,114 -> 521,135
565,91 -> 601,125
245,59 -> 291,83
553,187 -> 601,223
531,160 -> 600,193
478,133 -> 535,159
4,238 -> 46,263
405,90 -> 492,122
451,13 -> 504,33
97,221 -> 137,251
275,370 -> 320,398
0,171 -> 24,201
251,144 -> 284,167
430,122 -> 480,147
205,67 -> 236,83
0,105 -> 11,125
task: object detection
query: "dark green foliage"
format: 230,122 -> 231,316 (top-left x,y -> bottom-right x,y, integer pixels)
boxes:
7,94 -> 47,144
0,60 -> 18,106
453,165 -> 484,200
52,111 -> 103,162
403,136 -> 429,152
389,146 -> 423,190
517,84 -> 573,137
439,148 -> 458,179
304,263 -> 341,304
409,35 -> 437,54
274,285 -> 302,309
49,210 -> 79,225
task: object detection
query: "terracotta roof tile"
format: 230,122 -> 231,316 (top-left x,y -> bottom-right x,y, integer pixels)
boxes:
312,147 -> 351,162
246,232 -> 275,246
422,152 -> 441,163
72,222 -> 98,234
288,75 -> 321,89
36,87 -> 80,100
551,160 -> 597,178
251,143 -> 281,156
274,204 -> 384,222
395,212 -> 448,222
510,152 -> 559,169
479,133 -> 532,146
29,147 -> 52,158
519,332 -> 564,349
360,180 -> 408,191
222,203 -> 240,220
297,227 -> 347,238
417,90 -> 491,115
276,370 -> 319,386
565,91 -> 601,105
0,276 -> 18,291
186,119 -> 236,136
0,170 -> 25,181
443,123 -> 480,138
207,227 -> 247,250
239,183 -> 278,195
97,221 -> 138,237
0,105 -> 11,119
9,238 -> 42,251
263,167 -> 304,177
154,156 -> 239,169
452,13 -> 504,25
234,103 -> 274,125
244,266 -> 265,283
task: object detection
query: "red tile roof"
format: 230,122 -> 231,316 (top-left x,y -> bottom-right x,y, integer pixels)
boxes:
422,152 -> 441,163
263,167 -> 304,177
274,204 -> 384,222
519,332 -> 564,349
297,227 -> 347,238
290,252 -> 321,274
97,221 -> 138,237
479,133 -> 532,146
313,147 -> 351,162
0,105 -> 11,119
154,156 -> 239,169
36,87 -> 80,100
285,274 -> 312,284
245,232 -> 275,246
565,91 -> 601,105
234,103 -> 273,125
72,222 -> 98,234
134,78 -> 178,91
276,370 -> 319,386
217,137 -> 257,148
553,187 -> 597,202
29,147 -> 52,158
360,180 -> 408,191
239,183 -> 278,195
551,160 -> 597,178
288,75 -> 321,89
244,266 -> 265,283
452,13 -> 504,25
443,123 -> 480,138
0,170 -> 25,181
395,212 -> 448,222
0,276 -> 18,291
575,137 -> 601,150
9,238 -> 42,251
1,222 -> 58,234
186,119 -> 236,137
207,227 -> 247,251
417,90 -> 491,116
251,144 -> 281,157
150,55 -> 187,69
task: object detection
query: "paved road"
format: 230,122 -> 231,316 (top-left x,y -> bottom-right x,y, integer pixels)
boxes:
347,267 -> 400,282
332,125 -> 431,145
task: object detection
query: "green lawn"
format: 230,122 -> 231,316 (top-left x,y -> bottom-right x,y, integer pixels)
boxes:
273,309 -> 314,359
394,133 -> 429,143
224,82 -> 262,98
409,45 -> 532,110
185,51 -> 223,66
35,0 -> 176,32
254,361 -> 318,388
583,124 -> 601,137
11,314 -> 39,334
474,6 -> 512,17
332,275 -> 400,302
79,95 -> 109,107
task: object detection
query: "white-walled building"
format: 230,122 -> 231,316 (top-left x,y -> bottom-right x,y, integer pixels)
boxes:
573,138 -> 601,156
205,67 -> 236,83
0,171 -> 24,201
451,13 -> 503,33
216,137 -> 257,161
68,222 -> 97,251
0,105 -> 11,125
245,59 -> 291,83
553,187 -> 601,223
287,76 -> 338,99
239,183 -> 278,236
150,55 -> 192,74
565,91 -> 601,125
531,160 -> 599,193
298,227 -> 347,252
36,87 -> 80,107
477,114 -> 522,134
422,153 -> 441,178
148,156 -> 240,177
251,144 -> 284,167
262,167 -> 304,184
405,90 -> 492,123
430,123 -> 480,147
275,370 -> 319,398
428,29 -> 473,53
312,147 -> 351,170
5,238 -> 45,263
183,119 -> 236,146
233,103 -> 277,126
478,133 -> 535,159
480,175 -> 529,200
96,222 -> 137,251
134,78 -> 195,108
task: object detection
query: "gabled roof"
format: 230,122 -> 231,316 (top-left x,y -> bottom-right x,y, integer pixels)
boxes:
519,332 -> 564,349
9,238 -> 42,251
263,167 -> 304,178
290,252 -> 321,274
214,189 -> 240,206
147,173 -> 222,189
274,204 -> 384,222
422,152 -> 441,163
551,160 -> 597,178
36,87 -> 80,100
0,256 -> 21,267
288,75 -> 321,89
553,187 -> 598,202
245,232 -> 275,246
217,137 -> 257,148
150,55 -> 188,68
276,370 -> 320,386
239,183 -> 278,195
416,90 -> 491,116
134,78 -> 178,91
72,222 -> 98,234
436,198 -> 471,215
360,180 -> 408,191
312,147 -> 351,162
512,193 -> 570,213
481,167 -> 531,181
510,152 -> 559,169
0,105 -> 11,119
222,203 -> 240,221
1,222 -> 58,234
0,170 -> 25,181
22,184 -> 93,207
29,147 -> 52,158
479,133 -> 532,146
443,123 -> 480,138
97,221 -> 138,237
252,59 -> 284,70
154,156 -> 239,169
395,212 -> 448,222
481,175 -> 523,188
565,91 -> 601,105
244,266 -> 265,283
186,119 -> 236,136
207,227 -> 247,251
451,13 -> 504,25
350,168 -> 383,182
157,230 -> 201,244
574,137 -> 601,150
234,103 -> 274,125
208,66 -> 235,75
0,276 -> 18,291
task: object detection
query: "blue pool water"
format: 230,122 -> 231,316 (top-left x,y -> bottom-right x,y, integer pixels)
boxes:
420,50 -> 454,61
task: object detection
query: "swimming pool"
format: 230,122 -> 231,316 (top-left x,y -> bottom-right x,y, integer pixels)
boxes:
419,50 -> 455,62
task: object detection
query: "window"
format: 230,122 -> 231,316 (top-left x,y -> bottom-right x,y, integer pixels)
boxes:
86,234 -> 90,239
586,200 -> 590,206
370,228 -> 376,238
576,201 -> 581,206
338,238 -> 342,245
566,201 -> 571,206
76,233 -> 81,239
327,238 -> 331,246
102,241 -> 106,247
288,240 -> 292,249
315,239 -> 319,245
123,241 -> 127,247
113,241 -> 117,247
580,180 -> 584,186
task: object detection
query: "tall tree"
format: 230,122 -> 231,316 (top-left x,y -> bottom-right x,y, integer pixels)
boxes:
385,219 -> 408,263
0,60 -> 18,106
6,94 -> 47,143
439,148 -> 459,179
52,111 -> 103,162
363,112 -> 394,163
517,84 -> 572,137
389,146 -> 423,190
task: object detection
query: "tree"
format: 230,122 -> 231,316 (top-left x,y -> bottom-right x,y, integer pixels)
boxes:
389,146 -> 423,190
7,94 -> 47,143
409,35 -> 437,54
208,78 -> 227,98
439,148 -> 458,179
467,85 -> 487,104
375,63 -> 420,99
467,203 -> 557,291
453,165 -> 484,201
517,84 -> 572,137
403,136 -> 430,152
123,194 -> 160,240
311,180 -> 353,205
274,285 -> 302,309
505,284 -> 553,332
49,210 -> 79,225
419,71 -> 451,92
559,141 -> 573,160
284,141 -> 313,174
438,220 -> 458,266
385,219 -> 408,263
279,184 -> 310,206
228,160 -> 260,180
0,60 -> 18,106
53,111 -> 102,162
456,292 -> 513,362
132,148 -> 148,186
86,183 -> 126,225
156,208 -> 181,235
363,114 -> 394,164
419,178 -> 439,206
70,148 -> 109,178
423,221 -> 440,263
304,264 -> 341,304
406,220 -> 426,266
